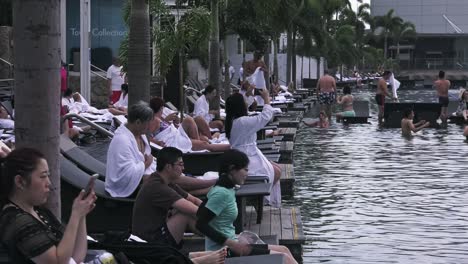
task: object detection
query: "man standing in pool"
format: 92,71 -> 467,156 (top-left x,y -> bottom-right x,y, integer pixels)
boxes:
434,70 -> 451,123
401,109 -> 430,137
317,69 -> 337,120
376,71 -> 394,124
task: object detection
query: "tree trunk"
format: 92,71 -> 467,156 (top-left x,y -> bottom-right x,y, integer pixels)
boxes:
178,52 -> 185,119
300,56 -> 303,84
13,0 -> 61,217
384,33 -> 388,60
286,28 -> 292,85
291,29 -> 297,89
316,56 -> 320,79
273,37 -> 279,84
264,40 -> 270,90
209,0 -> 220,109
223,41 -> 230,99
128,0 -> 150,106
0,26 -> 13,79
222,0 -> 230,99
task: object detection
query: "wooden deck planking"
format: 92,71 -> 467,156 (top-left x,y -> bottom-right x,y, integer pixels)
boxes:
277,127 -> 297,141
278,163 -> 295,196
280,206 -> 294,241
259,205 -> 271,238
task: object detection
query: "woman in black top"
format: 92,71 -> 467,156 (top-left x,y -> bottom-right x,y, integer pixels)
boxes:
0,148 -> 97,264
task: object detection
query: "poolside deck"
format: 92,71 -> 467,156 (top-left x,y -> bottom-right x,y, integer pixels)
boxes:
182,206 -> 305,263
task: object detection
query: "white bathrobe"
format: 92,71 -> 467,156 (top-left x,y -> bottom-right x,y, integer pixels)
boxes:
193,94 -> 213,123
105,124 -> 156,197
229,104 -> 281,207
153,123 -> 193,153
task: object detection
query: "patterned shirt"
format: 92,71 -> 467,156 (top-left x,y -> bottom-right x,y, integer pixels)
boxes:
0,205 -> 65,264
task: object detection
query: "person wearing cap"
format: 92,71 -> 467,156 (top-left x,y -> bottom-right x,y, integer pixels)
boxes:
456,88 -> 468,122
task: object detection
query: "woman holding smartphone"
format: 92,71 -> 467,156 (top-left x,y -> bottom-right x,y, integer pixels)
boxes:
0,148 -> 97,264
225,90 -> 282,207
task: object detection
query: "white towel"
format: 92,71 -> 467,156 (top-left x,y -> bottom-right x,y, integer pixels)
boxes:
389,73 -> 400,99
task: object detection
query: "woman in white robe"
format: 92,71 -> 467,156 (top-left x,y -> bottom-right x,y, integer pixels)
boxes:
225,91 -> 282,207
193,85 -> 224,131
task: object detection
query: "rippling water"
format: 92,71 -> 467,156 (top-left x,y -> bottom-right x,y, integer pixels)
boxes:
285,89 -> 468,263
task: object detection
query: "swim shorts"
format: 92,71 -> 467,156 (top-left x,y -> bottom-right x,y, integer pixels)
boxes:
438,96 -> 449,107
375,94 -> 385,106
319,92 -> 336,105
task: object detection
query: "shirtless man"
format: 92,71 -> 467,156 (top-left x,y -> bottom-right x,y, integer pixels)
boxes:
434,70 -> 451,122
317,70 -> 337,119
303,111 -> 329,128
401,109 -> 430,137
243,51 -> 268,77
376,71 -> 394,124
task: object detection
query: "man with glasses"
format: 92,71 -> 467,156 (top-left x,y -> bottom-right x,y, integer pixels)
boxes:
132,147 -> 202,249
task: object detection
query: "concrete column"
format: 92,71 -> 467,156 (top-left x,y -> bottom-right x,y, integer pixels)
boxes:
80,0 -> 91,102
60,0 -> 66,63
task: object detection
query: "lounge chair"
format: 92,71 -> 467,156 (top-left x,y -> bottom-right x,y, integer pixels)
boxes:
60,134 -> 107,178
60,156 -> 134,233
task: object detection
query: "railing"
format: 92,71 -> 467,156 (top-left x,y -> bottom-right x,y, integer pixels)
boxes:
67,63 -> 108,80
0,57 -> 14,79
400,58 -> 468,70
90,64 -> 107,80
62,113 -> 114,137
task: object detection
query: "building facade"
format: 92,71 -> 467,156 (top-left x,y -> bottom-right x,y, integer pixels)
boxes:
371,0 -> 468,70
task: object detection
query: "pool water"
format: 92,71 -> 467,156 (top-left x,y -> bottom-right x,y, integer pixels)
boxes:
286,88 -> 468,263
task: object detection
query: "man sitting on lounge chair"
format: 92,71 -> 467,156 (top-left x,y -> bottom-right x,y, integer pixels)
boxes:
106,102 -> 217,197
105,101 -> 157,198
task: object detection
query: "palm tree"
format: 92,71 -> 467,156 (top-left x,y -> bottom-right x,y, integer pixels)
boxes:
375,9 -> 402,60
391,21 -> 416,64
208,0 -> 220,108
12,0 -> 61,216
127,0 -> 151,106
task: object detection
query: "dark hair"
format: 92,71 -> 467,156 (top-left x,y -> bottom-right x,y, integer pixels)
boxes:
216,149 -> 249,188
149,96 -> 165,114
127,101 -> 154,123
403,108 -> 413,118
253,51 -> 263,61
439,70 -> 445,78
343,85 -> 351,95
218,149 -> 249,177
203,85 -> 216,95
383,70 -> 392,77
156,147 -> 183,172
225,93 -> 248,139
121,83 -> 129,95
64,88 -> 73,97
0,148 -> 46,207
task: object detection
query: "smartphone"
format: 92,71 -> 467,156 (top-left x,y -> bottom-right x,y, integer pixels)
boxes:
254,88 -> 262,96
83,174 -> 99,199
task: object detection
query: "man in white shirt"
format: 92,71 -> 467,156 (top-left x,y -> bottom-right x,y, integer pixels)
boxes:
107,57 -> 125,104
